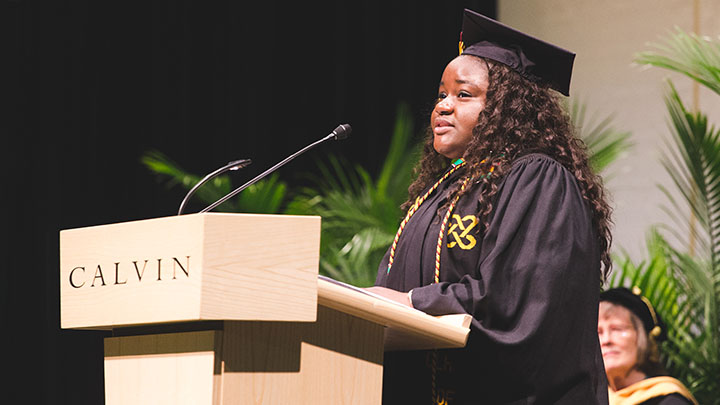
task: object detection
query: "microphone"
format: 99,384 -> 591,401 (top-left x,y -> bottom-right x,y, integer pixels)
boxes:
331,124 -> 351,140
178,159 -> 252,215
199,123 -> 352,214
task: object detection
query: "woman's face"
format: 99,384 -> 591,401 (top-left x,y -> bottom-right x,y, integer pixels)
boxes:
431,56 -> 489,160
598,304 -> 640,379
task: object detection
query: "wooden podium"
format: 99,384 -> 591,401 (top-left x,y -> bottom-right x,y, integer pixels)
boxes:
60,213 -> 471,405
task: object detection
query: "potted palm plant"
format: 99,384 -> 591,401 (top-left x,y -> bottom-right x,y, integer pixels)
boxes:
609,28 -> 720,404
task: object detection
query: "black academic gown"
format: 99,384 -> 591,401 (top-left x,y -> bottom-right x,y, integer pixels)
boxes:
640,394 -> 694,405
375,154 -> 609,405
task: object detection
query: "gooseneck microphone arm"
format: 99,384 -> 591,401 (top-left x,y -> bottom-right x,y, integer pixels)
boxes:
178,159 -> 253,215
199,124 -> 351,214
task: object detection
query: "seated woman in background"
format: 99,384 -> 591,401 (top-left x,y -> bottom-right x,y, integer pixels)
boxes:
598,287 -> 698,405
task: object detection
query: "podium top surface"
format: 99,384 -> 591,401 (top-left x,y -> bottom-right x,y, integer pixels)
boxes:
317,277 -> 471,351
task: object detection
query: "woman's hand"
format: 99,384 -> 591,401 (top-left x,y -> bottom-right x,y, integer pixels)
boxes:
364,286 -> 413,308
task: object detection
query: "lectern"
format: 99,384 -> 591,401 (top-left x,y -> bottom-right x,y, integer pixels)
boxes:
60,213 -> 471,405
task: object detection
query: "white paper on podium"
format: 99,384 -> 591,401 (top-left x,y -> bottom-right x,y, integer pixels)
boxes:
318,275 -> 411,309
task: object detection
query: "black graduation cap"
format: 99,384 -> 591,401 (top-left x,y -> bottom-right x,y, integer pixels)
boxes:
600,287 -> 668,342
459,9 -> 576,96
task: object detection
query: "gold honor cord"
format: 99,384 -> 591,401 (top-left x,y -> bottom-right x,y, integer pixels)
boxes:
385,157 -> 496,405
387,159 -> 467,274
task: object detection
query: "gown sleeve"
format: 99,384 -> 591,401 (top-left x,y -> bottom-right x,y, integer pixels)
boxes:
648,393 -> 695,405
408,154 -> 603,399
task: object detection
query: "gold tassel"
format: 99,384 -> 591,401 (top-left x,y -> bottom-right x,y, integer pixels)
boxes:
633,286 -> 663,339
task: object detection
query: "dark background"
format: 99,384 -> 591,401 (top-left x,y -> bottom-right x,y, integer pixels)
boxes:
4,1 -> 496,402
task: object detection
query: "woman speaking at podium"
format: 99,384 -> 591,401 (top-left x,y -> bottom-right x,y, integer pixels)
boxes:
366,9 -> 612,405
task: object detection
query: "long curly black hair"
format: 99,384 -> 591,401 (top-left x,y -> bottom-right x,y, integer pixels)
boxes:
405,56 -> 613,279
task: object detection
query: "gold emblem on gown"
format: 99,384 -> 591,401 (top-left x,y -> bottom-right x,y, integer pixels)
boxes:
446,214 -> 478,249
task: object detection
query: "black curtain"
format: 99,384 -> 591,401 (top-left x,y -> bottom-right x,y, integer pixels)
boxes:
3,1 -> 495,403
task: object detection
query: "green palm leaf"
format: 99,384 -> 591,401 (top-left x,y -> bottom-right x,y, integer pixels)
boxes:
566,99 -> 632,175
661,249 -> 720,402
661,83 -> 720,261
320,228 -> 394,288
141,150 -> 288,214
609,230 -> 720,403
286,103 -> 421,286
626,81 -> 720,403
625,28 -> 720,402
636,28 -> 720,96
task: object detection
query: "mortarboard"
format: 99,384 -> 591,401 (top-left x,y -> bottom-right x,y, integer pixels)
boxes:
600,286 -> 667,342
459,9 -> 576,96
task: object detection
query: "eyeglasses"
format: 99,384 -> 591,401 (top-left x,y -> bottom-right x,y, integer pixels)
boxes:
597,324 -> 635,339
